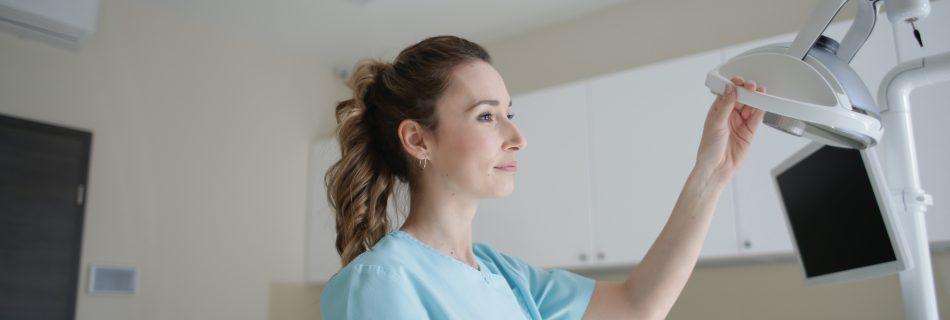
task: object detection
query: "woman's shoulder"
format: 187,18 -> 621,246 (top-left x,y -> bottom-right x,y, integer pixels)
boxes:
323,231 -> 429,289
322,261 -> 410,296
320,233 -> 430,319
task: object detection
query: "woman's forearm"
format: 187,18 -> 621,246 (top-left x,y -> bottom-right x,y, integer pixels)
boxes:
621,166 -> 728,319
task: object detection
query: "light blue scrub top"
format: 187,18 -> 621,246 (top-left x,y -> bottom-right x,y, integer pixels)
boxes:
321,230 -> 596,319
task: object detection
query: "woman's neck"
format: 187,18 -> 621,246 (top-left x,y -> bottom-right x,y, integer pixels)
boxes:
400,190 -> 480,270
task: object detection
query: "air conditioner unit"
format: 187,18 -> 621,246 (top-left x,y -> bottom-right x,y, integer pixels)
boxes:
0,0 -> 99,48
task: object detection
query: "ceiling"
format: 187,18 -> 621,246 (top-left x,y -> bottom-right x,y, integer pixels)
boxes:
136,0 -> 631,70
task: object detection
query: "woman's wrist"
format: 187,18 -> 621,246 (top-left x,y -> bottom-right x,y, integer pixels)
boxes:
689,165 -> 731,193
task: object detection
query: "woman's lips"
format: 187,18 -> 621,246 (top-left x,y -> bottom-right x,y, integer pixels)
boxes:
494,166 -> 516,172
495,160 -> 517,172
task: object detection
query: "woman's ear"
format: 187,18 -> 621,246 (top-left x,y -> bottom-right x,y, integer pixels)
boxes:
397,119 -> 431,160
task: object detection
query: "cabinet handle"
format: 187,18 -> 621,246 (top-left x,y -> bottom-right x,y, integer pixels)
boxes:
579,253 -> 588,262
596,251 -> 605,260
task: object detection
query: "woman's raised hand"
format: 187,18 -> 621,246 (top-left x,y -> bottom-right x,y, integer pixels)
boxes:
694,76 -> 766,186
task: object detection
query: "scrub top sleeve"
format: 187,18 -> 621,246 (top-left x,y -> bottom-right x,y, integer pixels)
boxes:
320,264 -> 428,320
498,251 -> 597,320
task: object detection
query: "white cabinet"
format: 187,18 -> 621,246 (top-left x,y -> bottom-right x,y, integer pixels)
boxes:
908,80 -> 950,244
473,82 -> 595,269
586,50 -> 739,265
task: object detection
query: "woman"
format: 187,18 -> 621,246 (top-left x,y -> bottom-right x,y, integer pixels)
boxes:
321,35 -> 765,319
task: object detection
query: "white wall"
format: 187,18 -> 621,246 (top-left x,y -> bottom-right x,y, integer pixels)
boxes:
0,0 -> 345,318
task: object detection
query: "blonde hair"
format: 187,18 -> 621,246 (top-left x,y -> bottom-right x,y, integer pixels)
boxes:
325,35 -> 492,266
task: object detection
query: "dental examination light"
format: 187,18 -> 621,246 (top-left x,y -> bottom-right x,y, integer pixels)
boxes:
705,0 -> 930,150
704,0 -> 946,319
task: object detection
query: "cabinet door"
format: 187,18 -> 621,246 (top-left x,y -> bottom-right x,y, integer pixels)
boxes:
727,15 -> 900,255
587,50 -> 737,265
472,82 -> 594,269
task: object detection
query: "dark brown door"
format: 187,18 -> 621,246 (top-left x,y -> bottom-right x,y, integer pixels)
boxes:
0,113 -> 91,320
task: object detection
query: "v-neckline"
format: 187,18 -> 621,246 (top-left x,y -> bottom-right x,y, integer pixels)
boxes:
392,230 -> 483,273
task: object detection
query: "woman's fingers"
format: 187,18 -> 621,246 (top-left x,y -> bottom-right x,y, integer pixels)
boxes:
710,81 -> 738,124
711,75 -> 763,127
731,76 -> 745,87
740,80 -> 756,109
749,86 -> 767,131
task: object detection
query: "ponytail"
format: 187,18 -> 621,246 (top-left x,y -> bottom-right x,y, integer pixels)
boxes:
325,60 -> 398,266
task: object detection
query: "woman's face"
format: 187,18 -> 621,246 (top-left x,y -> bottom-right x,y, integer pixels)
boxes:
425,60 -> 527,199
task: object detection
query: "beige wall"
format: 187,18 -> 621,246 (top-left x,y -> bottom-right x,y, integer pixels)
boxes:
2,0 -> 946,319
0,0 -> 344,318
486,0 -> 861,95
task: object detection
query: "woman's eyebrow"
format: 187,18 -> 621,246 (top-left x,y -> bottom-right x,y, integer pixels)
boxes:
466,99 -> 513,111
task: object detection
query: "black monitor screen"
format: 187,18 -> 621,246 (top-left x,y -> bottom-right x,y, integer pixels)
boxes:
775,145 -> 896,278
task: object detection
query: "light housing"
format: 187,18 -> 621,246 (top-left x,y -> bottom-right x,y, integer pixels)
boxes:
705,0 -> 886,149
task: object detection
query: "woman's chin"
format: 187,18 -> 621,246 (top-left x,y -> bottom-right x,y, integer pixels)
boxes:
488,183 -> 515,198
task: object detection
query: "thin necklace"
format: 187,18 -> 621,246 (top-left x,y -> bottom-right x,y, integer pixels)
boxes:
399,229 -> 480,271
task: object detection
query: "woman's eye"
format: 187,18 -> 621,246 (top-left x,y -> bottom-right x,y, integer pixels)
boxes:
479,112 -> 515,122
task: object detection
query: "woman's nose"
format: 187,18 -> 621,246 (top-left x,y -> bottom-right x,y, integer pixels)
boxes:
505,122 -> 527,151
